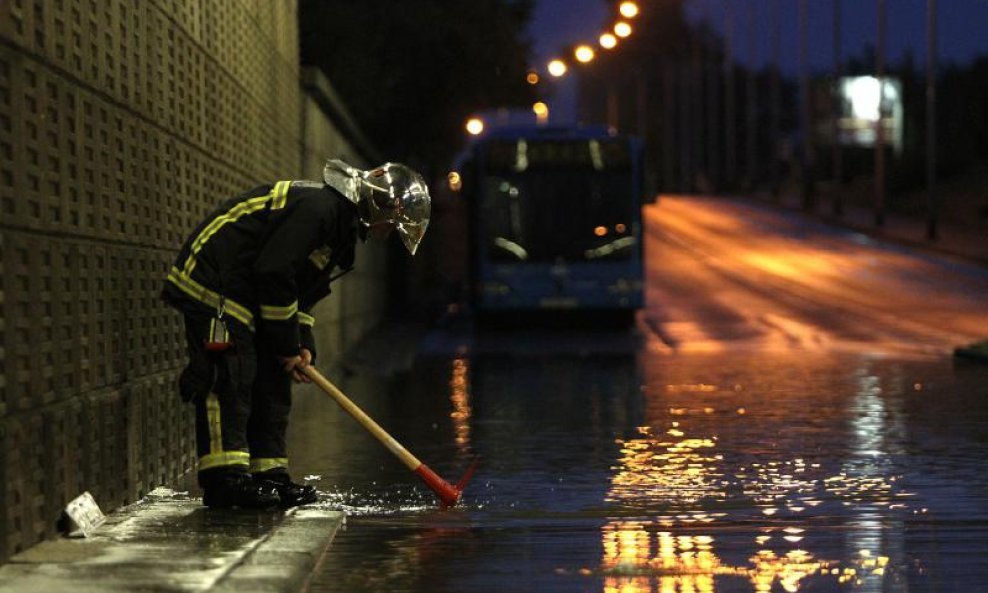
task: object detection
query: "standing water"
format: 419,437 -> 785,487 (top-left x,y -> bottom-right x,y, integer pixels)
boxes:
289,328 -> 988,593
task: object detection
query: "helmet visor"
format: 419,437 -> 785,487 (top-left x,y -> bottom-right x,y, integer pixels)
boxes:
397,220 -> 428,255
359,162 -> 431,255
393,168 -> 431,255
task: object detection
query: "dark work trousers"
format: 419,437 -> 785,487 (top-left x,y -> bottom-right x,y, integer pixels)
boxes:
181,313 -> 293,482
246,338 -> 293,475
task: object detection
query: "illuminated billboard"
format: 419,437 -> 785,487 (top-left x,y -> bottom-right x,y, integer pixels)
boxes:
837,76 -> 903,153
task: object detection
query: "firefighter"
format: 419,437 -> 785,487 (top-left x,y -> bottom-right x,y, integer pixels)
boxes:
162,159 -> 431,509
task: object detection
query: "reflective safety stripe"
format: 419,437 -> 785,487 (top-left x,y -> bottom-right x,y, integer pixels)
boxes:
298,312 -> 315,327
249,458 -> 289,473
166,267 -> 254,328
199,393 -> 251,471
270,180 -> 290,210
206,392 -> 223,454
259,301 -> 298,321
182,181 -> 291,276
168,180 -> 296,329
184,194 -> 270,276
199,451 -> 250,471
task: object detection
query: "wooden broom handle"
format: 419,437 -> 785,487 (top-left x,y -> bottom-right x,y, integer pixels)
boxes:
302,365 -> 422,471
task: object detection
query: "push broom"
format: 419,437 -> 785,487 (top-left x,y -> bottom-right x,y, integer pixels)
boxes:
302,366 -> 477,508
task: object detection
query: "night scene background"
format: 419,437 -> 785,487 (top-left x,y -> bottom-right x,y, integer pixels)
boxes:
300,0 -> 988,245
299,0 -> 988,314
1,2 -> 988,592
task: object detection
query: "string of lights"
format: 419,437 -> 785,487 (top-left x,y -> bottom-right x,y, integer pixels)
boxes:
465,1 -> 641,135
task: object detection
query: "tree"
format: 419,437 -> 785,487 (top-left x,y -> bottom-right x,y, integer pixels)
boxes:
299,0 -> 536,172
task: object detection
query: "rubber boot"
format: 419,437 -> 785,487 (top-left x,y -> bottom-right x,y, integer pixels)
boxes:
253,471 -> 318,507
201,469 -> 280,510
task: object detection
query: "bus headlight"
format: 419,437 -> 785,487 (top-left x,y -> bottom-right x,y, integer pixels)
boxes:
608,278 -> 642,294
481,282 -> 511,295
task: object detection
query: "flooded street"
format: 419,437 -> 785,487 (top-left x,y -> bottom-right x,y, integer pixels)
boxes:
291,197 -> 988,592
292,347 -> 988,593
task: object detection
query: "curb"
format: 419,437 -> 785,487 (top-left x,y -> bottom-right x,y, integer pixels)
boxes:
213,507 -> 345,593
954,340 -> 988,364
817,213 -> 988,268
743,195 -> 988,268
0,493 -> 345,593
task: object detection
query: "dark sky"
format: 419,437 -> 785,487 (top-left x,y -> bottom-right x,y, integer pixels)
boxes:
530,0 -> 988,74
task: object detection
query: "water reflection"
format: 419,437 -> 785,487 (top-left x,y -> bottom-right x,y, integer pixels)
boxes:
601,362 -> 906,592
598,517 -> 895,593
298,347 -> 988,593
449,357 -> 473,451
599,522 -> 893,592
841,362 -> 907,593
607,425 -> 723,508
602,526 -> 726,592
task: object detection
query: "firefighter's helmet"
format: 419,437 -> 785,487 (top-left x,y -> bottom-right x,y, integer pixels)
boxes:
323,159 -> 431,255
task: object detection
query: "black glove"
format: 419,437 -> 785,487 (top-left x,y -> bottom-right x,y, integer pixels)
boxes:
299,324 -> 317,365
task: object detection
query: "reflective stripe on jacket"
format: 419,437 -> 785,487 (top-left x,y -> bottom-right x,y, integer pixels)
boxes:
162,181 -> 359,357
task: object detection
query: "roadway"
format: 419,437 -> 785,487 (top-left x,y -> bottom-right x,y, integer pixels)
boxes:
641,195 -> 988,357
299,194 -> 988,592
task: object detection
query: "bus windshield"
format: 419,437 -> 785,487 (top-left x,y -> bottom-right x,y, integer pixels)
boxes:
480,138 -> 637,263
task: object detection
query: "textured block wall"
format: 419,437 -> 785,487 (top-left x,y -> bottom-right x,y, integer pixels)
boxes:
0,0 -> 383,561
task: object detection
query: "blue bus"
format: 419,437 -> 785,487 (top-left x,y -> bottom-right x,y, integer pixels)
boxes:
451,125 -> 646,323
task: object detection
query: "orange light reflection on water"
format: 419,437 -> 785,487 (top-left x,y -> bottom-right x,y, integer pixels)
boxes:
606,426 -> 723,506
449,357 -> 472,450
600,420 -> 892,591
600,519 -> 885,593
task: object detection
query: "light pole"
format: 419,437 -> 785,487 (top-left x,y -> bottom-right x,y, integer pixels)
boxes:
925,0 -> 938,240
874,0 -> 887,227
708,13 -> 721,191
799,0 -> 813,211
680,59 -> 693,193
745,1 -> 758,190
770,0 -> 782,198
692,31 -> 704,191
832,0 -> 844,217
724,0 -> 737,189
663,59 -> 676,190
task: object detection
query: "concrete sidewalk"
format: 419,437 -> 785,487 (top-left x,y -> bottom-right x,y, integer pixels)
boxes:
734,190 -> 988,266
734,190 -> 988,363
0,488 -> 344,593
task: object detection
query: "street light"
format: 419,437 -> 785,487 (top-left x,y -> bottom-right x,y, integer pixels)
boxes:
614,21 -> 632,38
447,171 -> 463,192
526,71 -> 539,85
547,59 -> 567,77
574,45 -> 595,63
533,101 -> 549,124
619,2 -> 639,19
599,32 -> 618,50
465,117 -> 484,135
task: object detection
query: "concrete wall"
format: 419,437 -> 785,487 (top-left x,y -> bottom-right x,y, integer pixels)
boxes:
0,0 -> 388,560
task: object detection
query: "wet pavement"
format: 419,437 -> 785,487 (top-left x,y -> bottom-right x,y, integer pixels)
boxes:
288,196 -> 988,593
288,339 -> 988,593
0,488 -> 344,593
2,196 -> 985,593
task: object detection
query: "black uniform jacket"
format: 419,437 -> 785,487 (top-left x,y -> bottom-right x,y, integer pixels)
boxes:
162,180 -> 360,358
